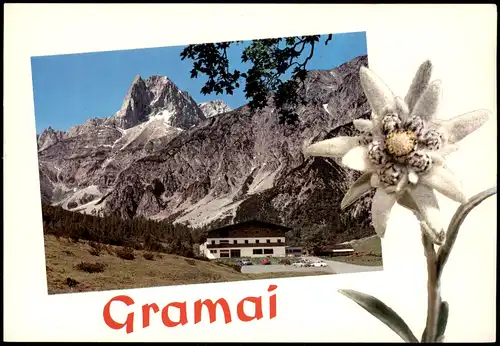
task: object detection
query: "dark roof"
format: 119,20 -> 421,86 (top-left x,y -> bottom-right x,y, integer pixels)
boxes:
207,220 -> 292,234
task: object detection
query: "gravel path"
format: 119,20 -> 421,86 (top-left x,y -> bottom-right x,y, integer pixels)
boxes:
240,256 -> 383,274
303,256 -> 384,274
241,264 -> 334,274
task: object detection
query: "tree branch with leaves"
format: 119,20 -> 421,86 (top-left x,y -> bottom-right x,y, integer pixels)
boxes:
180,34 -> 332,125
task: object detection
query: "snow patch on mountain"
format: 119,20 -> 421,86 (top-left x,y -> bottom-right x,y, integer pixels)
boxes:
151,109 -> 176,126
55,185 -> 103,210
198,100 -> 232,118
246,168 -> 281,195
114,118 -> 182,151
172,193 -> 243,228
322,103 -> 331,115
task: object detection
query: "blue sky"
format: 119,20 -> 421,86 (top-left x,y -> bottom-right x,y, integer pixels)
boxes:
31,31 -> 367,134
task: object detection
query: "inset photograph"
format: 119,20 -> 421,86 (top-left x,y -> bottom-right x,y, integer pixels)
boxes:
33,31 -> 383,295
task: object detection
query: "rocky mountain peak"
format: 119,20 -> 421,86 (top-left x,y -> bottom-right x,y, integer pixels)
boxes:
145,75 -> 170,84
37,126 -> 66,152
111,75 -> 152,129
145,75 -> 206,128
105,74 -> 206,131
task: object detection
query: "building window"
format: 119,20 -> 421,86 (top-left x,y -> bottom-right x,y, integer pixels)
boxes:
278,239 -> 282,243
233,240 -> 238,244
220,249 -> 230,258
209,250 -> 217,254
255,240 -> 260,244
264,249 -> 274,255
220,240 -> 229,244
244,240 -> 249,244
253,249 -> 263,255
266,239 -> 271,243
211,240 -> 215,245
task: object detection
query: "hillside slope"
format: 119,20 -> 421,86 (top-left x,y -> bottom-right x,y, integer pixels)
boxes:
45,235 -> 331,294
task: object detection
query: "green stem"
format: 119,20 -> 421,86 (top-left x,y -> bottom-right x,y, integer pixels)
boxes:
420,186 -> 496,342
422,231 -> 440,343
436,186 -> 497,279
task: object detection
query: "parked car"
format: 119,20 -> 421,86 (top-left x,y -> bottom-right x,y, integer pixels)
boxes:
311,261 -> 328,268
261,258 -> 271,265
292,260 -> 311,267
237,260 -> 253,266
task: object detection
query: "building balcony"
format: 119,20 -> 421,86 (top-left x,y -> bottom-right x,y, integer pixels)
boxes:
206,242 -> 286,249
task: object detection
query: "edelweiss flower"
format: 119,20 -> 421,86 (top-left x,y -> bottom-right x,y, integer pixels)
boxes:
304,61 -> 490,244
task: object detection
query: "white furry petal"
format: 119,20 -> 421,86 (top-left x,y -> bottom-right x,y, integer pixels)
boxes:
341,146 -> 373,172
411,79 -> 442,122
408,184 -> 444,239
353,119 -> 373,133
438,144 -> 460,156
304,136 -> 360,158
396,191 -> 421,214
419,165 -> 468,204
425,152 -> 446,167
440,109 -> 491,144
421,144 -> 459,165
359,66 -> 396,120
405,60 -> 433,112
371,188 -> 397,237
341,172 -> 373,210
395,96 -> 410,123
395,173 -> 409,193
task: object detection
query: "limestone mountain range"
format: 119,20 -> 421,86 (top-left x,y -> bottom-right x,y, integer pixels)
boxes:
37,54 -> 375,243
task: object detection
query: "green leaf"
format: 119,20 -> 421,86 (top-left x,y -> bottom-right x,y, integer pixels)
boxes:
338,289 -> 419,343
421,300 -> 449,342
421,326 -> 428,343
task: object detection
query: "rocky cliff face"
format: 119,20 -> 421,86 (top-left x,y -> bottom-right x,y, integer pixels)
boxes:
37,55 -> 375,242
198,100 -> 232,118
37,73 -> 206,212
37,126 -> 66,151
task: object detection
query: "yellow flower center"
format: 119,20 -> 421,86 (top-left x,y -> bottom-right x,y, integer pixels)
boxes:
386,130 -> 416,157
